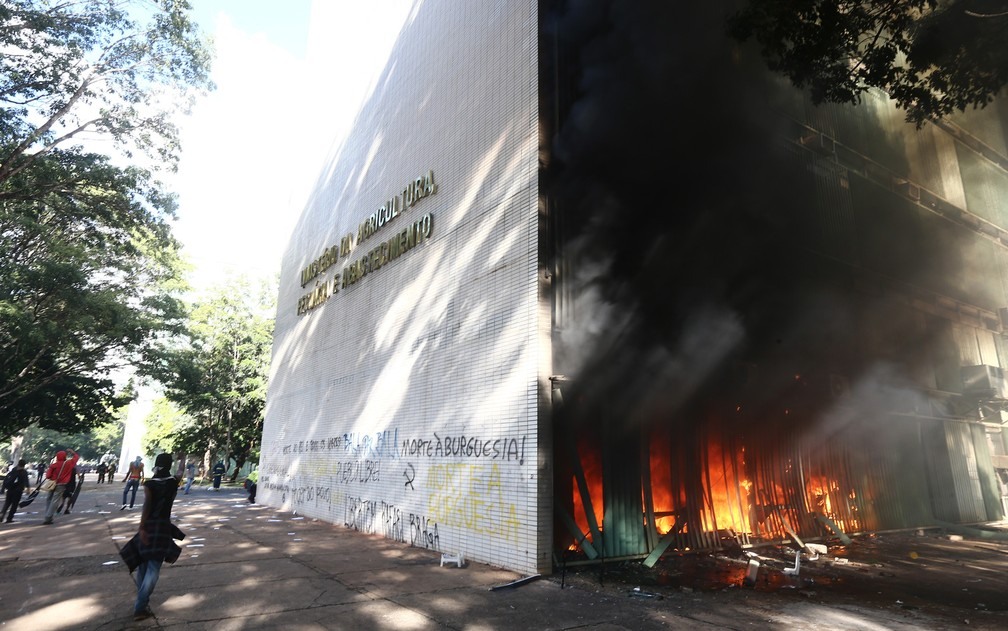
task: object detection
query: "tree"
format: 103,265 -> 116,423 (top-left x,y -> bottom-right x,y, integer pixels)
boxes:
0,0 -> 214,188
88,415 -> 126,460
0,151 -> 189,437
0,0 -> 213,438
2,411 -> 125,465
140,395 -> 187,458
729,0 -> 1008,126
148,278 -> 275,479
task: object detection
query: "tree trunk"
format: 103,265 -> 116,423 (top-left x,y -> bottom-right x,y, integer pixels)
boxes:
229,453 -> 247,482
9,430 -> 25,465
202,447 -> 213,481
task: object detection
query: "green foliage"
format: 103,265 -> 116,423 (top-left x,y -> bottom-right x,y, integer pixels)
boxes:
0,149 -> 187,436
2,425 -> 66,465
0,0 -> 214,181
0,1 -> 213,438
88,416 -> 126,460
140,396 -> 189,456
729,0 -> 1008,126
2,416 -> 124,465
147,277 -> 275,475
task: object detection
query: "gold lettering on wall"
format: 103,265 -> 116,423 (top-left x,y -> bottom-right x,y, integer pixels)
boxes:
295,170 -> 438,317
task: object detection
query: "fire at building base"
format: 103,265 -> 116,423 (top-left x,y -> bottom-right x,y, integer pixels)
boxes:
544,1 -> 1008,572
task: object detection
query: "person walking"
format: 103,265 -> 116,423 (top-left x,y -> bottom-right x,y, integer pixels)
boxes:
183,461 -> 195,494
96,462 -> 107,484
107,462 -> 117,483
121,453 -> 182,621
121,456 -> 144,510
35,462 -> 44,484
211,461 -> 226,491
56,464 -> 78,514
2,459 -> 30,522
42,448 -> 79,524
245,469 -> 258,503
68,470 -> 85,513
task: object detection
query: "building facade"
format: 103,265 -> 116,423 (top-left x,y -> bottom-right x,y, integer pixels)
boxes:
262,1 -> 1008,574
260,0 -> 550,574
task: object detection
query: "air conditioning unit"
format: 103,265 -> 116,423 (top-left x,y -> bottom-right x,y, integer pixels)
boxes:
961,365 -> 1008,400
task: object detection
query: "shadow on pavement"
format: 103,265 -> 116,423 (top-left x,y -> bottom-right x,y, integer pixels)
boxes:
1,476 -> 1005,630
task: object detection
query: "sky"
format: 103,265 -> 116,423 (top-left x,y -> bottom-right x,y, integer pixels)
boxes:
170,0 -> 415,294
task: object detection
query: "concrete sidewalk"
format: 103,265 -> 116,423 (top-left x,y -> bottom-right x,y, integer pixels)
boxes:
0,476 -> 1003,630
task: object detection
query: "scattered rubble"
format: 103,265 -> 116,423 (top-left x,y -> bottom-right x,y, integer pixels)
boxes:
557,525 -> 1008,628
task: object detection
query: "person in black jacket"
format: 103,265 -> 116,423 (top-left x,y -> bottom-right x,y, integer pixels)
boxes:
56,465 -> 77,514
128,453 -> 181,621
57,469 -> 85,514
2,460 -> 31,523
211,461 -> 226,490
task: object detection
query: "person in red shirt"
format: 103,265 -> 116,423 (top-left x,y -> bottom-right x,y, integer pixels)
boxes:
42,448 -> 79,524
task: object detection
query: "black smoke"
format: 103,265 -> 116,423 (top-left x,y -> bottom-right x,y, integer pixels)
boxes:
542,0 -> 966,437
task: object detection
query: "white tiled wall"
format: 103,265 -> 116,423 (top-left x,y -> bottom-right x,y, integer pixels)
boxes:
261,0 -> 546,574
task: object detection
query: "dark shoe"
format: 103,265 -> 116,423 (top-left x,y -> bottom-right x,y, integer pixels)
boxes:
5,519 -> 12,523
133,607 -> 154,621
42,519 -> 52,525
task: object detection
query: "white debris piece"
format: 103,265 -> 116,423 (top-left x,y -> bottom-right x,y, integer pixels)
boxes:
805,543 -> 827,560
440,552 -> 464,568
783,550 -> 801,576
744,558 -> 760,586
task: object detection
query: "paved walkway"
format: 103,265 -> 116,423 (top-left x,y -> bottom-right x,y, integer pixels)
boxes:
0,477 -> 1004,630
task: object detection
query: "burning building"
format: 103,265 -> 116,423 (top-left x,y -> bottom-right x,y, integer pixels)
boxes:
261,0 -> 1008,576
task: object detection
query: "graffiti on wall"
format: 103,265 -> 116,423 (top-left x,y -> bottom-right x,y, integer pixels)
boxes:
342,496 -> 440,549
400,432 -> 526,464
426,462 -> 521,542
265,425 -> 529,551
281,429 -> 400,459
265,480 -> 339,510
279,429 -> 525,464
